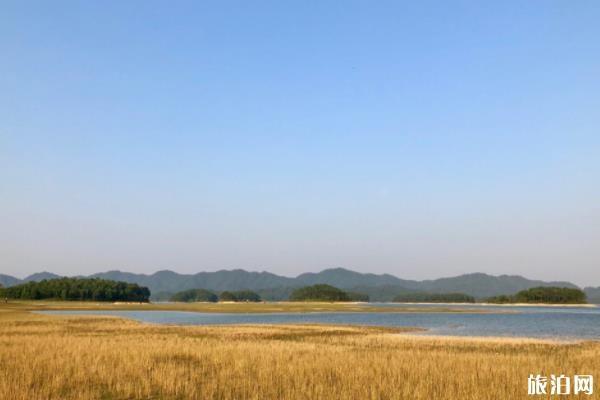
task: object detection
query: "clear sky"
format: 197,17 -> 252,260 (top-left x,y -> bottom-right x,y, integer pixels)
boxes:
1,1 -> 599,285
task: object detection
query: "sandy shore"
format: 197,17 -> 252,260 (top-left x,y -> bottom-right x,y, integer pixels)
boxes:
478,302 -> 596,307
395,302 -> 597,307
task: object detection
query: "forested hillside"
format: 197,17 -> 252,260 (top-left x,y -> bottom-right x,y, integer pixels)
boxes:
0,278 -> 150,302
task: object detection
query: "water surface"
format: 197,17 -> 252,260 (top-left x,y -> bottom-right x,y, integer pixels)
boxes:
41,304 -> 600,339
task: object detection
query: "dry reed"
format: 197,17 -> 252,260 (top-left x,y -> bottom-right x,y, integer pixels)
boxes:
0,304 -> 597,399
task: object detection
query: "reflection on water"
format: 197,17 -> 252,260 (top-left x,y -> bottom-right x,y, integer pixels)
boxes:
41,304 -> 600,339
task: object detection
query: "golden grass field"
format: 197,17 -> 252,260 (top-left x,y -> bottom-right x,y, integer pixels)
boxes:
3,299 -> 493,313
1,302 -> 598,399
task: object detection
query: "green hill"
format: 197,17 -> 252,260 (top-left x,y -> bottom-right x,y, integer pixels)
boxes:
0,268 -> 586,301
0,274 -> 21,288
486,287 -> 586,304
393,292 -> 475,303
289,284 -> 351,302
584,287 -> 600,304
0,278 -> 150,302
219,290 -> 261,302
170,288 -> 218,302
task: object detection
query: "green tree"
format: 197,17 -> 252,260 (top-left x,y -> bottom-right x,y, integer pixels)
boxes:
392,292 -> 475,303
219,291 -> 237,301
1,278 -> 150,302
486,287 -> 586,304
217,290 -> 262,302
230,290 -> 261,302
170,289 -> 218,302
289,284 -> 351,302
346,291 -> 370,302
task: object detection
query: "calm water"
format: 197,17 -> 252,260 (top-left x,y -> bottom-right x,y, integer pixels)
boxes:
41,304 -> 600,339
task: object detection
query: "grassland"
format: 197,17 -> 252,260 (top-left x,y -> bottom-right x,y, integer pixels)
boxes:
1,303 -> 598,399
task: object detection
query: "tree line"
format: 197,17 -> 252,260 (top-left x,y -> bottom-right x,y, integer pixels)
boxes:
4,279 -> 584,305
0,278 -> 150,302
170,284 -> 473,303
169,286 -> 368,302
486,287 -> 586,304
288,284 -> 370,302
392,292 -> 475,303
169,289 -> 262,302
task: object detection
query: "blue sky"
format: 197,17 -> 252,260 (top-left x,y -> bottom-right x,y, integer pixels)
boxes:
1,1 -> 599,284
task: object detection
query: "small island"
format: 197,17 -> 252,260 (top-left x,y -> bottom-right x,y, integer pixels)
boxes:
169,288 -> 219,302
485,287 -> 587,304
392,292 -> 475,303
289,284 -> 369,302
169,289 -> 262,302
0,278 -> 150,302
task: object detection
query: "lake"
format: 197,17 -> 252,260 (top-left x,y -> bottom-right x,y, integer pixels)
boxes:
41,304 -> 600,339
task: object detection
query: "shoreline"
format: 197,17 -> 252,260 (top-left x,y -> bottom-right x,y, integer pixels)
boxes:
13,307 -> 589,344
391,301 -> 597,307
35,310 -> 594,342
3,300 -> 501,314
480,302 -> 597,307
5,300 -> 596,315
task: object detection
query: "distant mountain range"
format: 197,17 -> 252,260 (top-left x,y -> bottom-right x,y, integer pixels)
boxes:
0,274 -> 22,287
2,268 -> 598,302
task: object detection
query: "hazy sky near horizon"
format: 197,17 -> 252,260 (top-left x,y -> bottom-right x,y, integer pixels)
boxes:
1,1 -> 599,285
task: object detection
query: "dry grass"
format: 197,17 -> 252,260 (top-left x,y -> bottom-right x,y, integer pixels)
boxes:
0,305 -> 598,399
2,299 -> 496,313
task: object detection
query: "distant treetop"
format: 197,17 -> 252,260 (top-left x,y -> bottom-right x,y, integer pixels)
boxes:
486,287 -> 586,304
0,277 -> 150,302
170,288 -> 218,303
219,290 -> 261,302
289,284 -> 352,302
393,292 -> 475,303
